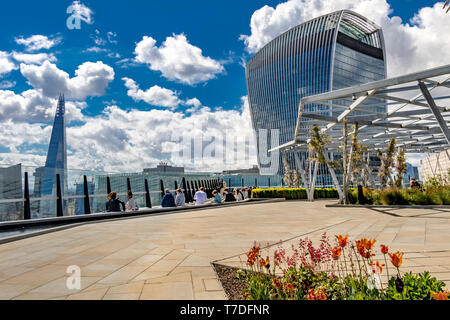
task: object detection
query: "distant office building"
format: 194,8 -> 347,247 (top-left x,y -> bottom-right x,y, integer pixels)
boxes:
0,164 -> 23,221
223,165 -> 260,175
34,94 -> 68,217
403,163 -> 420,187
421,150 -> 450,183
245,10 -> 387,186
143,162 -> 184,174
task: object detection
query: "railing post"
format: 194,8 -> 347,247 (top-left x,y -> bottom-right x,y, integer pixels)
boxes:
174,180 -> 178,191
228,178 -> 231,191
242,178 -> 244,188
182,178 -> 189,203
268,177 -> 271,188
56,174 -> 63,217
194,180 -> 199,191
160,180 -> 165,198
106,176 -> 111,194
83,175 -> 91,215
190,181 -> 195,200
24,172 -> 31,220
255,178 -> 257,188
127,177 -> 132,193
144,178 -> 152,208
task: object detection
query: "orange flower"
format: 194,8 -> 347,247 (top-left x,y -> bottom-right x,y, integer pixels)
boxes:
259,256 -> 270,269
335,234 -> 348,248
388,251 -> 404,268
380,244 -> 389,255
365,239 -> 376,250
246,243 -> 260,266
285,282 -> 295,292
307,288 -> 327,300
370,261 -> 385,274
331,246 -> 342,260
430,290 -> 449,300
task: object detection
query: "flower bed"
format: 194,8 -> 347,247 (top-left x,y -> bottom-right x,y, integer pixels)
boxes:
225,234 -> 448,300
251,188 -> 339,200
348,187 -> 450,206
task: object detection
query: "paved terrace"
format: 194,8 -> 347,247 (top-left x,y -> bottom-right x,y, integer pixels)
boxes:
0,200 -> 449,300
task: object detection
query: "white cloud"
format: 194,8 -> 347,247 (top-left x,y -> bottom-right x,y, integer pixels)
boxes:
0,89 -> 85,123
240,0 -> 450,76
64,97 -> 257,172
134,34 -> 225,85
0,80 -> 15,89
20,60 -> 115,100
0,51 -> 17,77
123,77 -> 181,108
12,51 -> 57,64
15,35 -> 61,52
122,77 -> 204,109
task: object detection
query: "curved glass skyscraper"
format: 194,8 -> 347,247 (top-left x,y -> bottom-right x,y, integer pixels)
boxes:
246,10 -> 387,185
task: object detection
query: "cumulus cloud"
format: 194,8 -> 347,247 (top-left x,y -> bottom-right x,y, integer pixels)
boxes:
20,60 -> 115,100
15,35 -> 61,52
65,97 -> 257,172
0,51 -> 17,77
240,0 -> 450,76
123,77 -> 182,108
0,89 -> 85,123
0,80 -> 15,89
134,34 -> 225,85
12,51 -> 57,64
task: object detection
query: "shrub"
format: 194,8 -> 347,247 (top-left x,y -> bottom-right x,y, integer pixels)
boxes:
379,189 -> 409,205
251,188 -> 338,200
386,272 -> 445,300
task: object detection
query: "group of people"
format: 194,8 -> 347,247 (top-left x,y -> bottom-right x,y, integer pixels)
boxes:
105,180 -> 254,212
105,191 -> 138,212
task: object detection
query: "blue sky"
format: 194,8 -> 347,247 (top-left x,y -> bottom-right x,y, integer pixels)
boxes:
0,0 -> 448,171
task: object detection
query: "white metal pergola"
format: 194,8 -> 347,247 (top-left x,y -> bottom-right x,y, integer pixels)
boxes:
269,64 -> 450,200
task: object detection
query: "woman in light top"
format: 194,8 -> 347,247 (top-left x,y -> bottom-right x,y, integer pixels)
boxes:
125,191 -> 139,211
175,189 -> 186,207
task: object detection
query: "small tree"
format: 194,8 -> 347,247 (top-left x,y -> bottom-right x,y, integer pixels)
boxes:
378,138 -> 396,189
395,148 -> 407,188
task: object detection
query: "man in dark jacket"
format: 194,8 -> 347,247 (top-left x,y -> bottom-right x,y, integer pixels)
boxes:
106,192 -> 125,212
223,189 -> 236,202
161,189 -> 176,208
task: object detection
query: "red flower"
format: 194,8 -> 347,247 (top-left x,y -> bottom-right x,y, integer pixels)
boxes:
380,244 -> 389,255
370,261 -> 385,274
272,278 -> 282,288
246,243 -> 260,266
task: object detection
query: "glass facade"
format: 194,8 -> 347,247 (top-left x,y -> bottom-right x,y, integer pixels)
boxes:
246,10 -> 387,186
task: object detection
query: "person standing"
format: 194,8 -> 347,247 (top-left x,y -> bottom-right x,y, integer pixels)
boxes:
194,186 -> 208,205
217,179 -> 225,196
125,191 -> 139,211
161,189 -> 176,208
175,188 -> 186,207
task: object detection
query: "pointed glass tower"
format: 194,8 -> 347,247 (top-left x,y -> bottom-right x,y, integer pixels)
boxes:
37,94 -> 68,216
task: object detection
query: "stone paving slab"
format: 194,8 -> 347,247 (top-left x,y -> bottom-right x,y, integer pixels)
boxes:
0,200 -> 449,299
